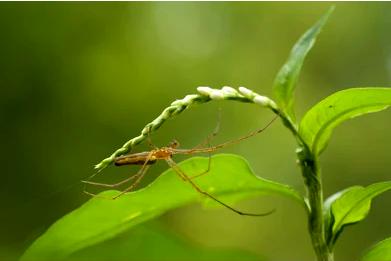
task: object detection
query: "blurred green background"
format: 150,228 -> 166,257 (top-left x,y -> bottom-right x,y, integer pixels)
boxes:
1,2 -> 391,261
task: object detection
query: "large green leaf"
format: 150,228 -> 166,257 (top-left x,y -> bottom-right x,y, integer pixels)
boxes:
70,222 -> 262,261
273,7 -> 333,122
324,181 -> 391,247
21,154 -> 303,261
299,88 -> 391,155
361,237 -> 391,261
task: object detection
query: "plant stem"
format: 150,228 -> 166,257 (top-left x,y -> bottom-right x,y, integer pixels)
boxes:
297,147 -> 333,261
281,115 -> 333,261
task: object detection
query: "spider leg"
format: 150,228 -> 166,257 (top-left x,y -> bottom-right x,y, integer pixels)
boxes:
178,115 -> 278,155
165,157 -> 274,217
112,165 -> 151,199
186,111 -> 220,179
83,166 -> 148,200
112,151 -> 154,199
83,190 -> 113,200
191,109 -> 221,150
146,125 -> 158,150
190,142 -> 212,180
81,172 -> 141,188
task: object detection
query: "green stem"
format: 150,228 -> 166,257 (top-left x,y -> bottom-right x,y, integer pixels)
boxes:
300,152 -> 333,261
282,115 -> 333,261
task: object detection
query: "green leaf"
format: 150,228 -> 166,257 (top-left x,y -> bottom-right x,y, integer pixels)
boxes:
70,222 -> 263,261
21,154 -> 303,261
299,88 -> 391,155
273,7 -> 334,122
361,237 -> 391,261
323,186 -> 357,247
324,181 -> 391,247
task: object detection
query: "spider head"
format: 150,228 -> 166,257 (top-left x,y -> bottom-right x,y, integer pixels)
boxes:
168,139 -> 180,148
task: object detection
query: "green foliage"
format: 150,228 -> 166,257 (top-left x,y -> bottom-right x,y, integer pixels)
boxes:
324,181 -> 391,248
20,7 -> 391,261
21,154 -> 303,261
299,88 -> 391,155
273,7 -> 334,123
361,237 -> 391,261
70,222 -> 262,261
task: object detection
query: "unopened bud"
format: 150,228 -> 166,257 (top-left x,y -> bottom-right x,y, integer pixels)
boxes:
171,99 -> 183,106
221,86 -> 237,96
238,86 -> 255,98
182,94 -> 198,104
210,90 -> 224,100
253,95 -> 270,107
197,86 -> 213,96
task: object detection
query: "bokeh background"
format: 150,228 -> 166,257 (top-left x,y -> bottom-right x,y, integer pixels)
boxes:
1,2 -> 391,261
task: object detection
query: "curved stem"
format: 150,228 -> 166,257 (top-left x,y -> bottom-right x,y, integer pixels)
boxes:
95,86 -> 276,171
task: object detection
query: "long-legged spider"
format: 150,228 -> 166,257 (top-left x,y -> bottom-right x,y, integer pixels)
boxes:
83,115 -> 278,216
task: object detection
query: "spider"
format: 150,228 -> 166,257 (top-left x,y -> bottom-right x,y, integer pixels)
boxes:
83,115 -> 278,216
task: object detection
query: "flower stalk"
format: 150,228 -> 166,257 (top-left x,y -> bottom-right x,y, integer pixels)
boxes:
95,86 -> 333,261
95,86 -> 277,171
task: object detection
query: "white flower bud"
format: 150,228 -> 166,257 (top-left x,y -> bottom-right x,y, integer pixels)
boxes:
161,109 -> 172,119
238,86 -> 255,98
141,128 -> 150,135
197,86 -> 213,96
210,90 -> 224,100
171,99 -> 183,106
267,99 -> 278,110
253,95 -> 270,107
221,86 -> 237,96
182,94 -> 198,104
